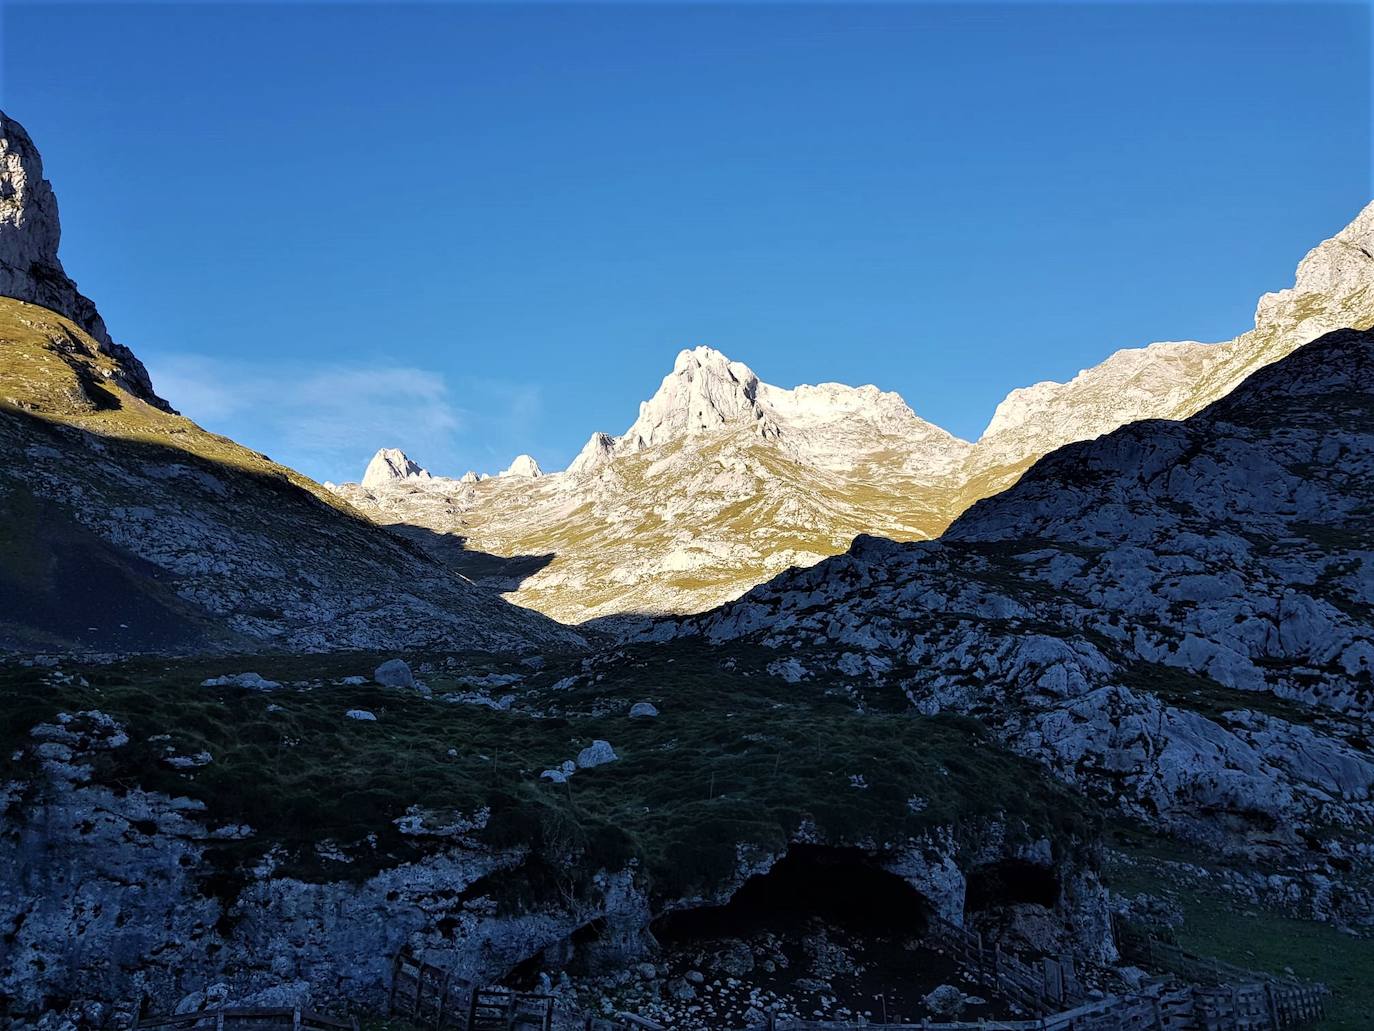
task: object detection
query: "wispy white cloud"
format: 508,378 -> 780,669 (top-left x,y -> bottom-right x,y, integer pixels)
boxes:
144,352 -> 477,484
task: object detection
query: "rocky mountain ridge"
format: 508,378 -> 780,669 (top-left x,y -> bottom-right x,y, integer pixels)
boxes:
338,201 -> 1374,626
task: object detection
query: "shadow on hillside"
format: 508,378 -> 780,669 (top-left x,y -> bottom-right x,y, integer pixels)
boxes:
384,524 -> 555,593
0,403 -> 566,654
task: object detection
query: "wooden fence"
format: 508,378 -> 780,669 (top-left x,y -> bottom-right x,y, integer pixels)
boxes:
388,946 -> 553,1031
134,1007 -> 357,1030
924,912 -> 1086,1015
1113,916 -> 1327,1031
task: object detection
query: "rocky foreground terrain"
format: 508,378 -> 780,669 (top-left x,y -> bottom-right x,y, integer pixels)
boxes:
676,326 -> 1374,926
335,203 -> 1374,627
2,106 -> 1373,1031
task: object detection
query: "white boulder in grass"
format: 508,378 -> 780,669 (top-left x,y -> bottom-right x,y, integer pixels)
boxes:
345,709 -> 377,721
541,760 -> 577,783
628,701 -> 659,719
373,659 -> 414,688
576,740 -> 618,769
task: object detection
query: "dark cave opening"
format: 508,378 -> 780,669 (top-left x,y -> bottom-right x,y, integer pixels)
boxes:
965,859 -> 1060,911
652,845 -> 933,942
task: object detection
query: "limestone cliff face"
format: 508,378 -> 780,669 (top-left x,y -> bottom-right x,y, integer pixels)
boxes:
0,111 -> 167,409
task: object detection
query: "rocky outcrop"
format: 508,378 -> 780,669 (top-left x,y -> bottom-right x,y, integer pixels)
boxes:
0,111 -> 166,409
617,347 -> 781,452
683,328 -> 1374,921
1,699 -> 1106,1026
0,712 -> 638,1021
567,431 -> 615,476
332,348 -> 976,625
966,201 -> 1374,495
361,448 -> 431,489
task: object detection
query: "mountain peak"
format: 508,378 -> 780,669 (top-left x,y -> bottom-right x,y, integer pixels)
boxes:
567,431 -> 615,476
619,346 -> 777,453
501,454 -> 544,478
0,110 -> 167,409
361,447 -> 431,489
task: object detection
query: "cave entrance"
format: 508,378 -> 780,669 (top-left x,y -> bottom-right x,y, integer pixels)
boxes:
965,859 -> 1060,912
640,846 -> 1002,1025
653,845 -> 933,943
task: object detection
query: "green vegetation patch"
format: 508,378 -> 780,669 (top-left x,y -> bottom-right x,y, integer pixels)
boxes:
1104,829 -> 1373,1031
1,640 -> 1097,907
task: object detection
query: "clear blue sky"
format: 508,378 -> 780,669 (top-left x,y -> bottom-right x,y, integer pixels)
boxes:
3,1 -> 1370,483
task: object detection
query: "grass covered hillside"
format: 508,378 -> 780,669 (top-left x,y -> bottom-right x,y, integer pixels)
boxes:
0,639 -> 1097,899
0,297 -> 583,655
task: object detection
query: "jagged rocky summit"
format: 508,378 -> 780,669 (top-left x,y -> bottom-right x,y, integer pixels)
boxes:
361,447 -> 432,489
0,110 -> 582,655
337,202 -> 1374,627
332,344 -> 976,624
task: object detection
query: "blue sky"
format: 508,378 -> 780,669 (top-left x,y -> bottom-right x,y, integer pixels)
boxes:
3,1 -> 1370,483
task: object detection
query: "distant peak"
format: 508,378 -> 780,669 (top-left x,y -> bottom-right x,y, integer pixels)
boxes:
567,431 -> 615,476
501,454 -> 544,478
361,448 -> 431,489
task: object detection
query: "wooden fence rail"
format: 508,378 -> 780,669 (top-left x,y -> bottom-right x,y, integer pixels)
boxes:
1113,916 -> 1327,1031
134,1007 -> 357,1030
924,912 -> 1085,1016
387,946 -> 553,1031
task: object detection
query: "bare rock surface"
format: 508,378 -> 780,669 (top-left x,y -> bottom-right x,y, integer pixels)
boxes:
361,448 -> 431,489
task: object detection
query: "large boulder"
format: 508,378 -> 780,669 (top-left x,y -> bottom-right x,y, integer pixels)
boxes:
576,740 -> 619,769
373,659 -> 415,689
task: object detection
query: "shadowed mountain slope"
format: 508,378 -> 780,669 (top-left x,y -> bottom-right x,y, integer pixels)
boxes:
677,328 -> 1374,922
0,299 -> 584,654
